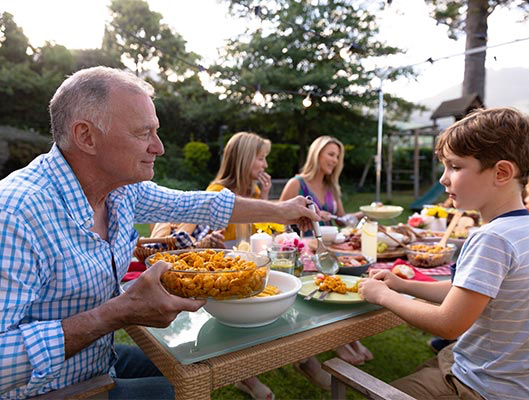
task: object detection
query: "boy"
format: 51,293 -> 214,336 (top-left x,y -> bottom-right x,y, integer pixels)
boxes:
359,107 -> 529,399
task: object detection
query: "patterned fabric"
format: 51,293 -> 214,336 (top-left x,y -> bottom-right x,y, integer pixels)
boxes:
295,176 -> 337,218
0,144 -> 234,399
452,210 -> 529,399
145,224 -> 210,250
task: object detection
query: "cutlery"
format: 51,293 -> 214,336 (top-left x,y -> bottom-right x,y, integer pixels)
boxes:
377,226 -> 409,249
304,288 -> 319,301
439,211 -> 463,247
306,197 -> 340,276
316,291 -> 329,301
329,214 -> 358,227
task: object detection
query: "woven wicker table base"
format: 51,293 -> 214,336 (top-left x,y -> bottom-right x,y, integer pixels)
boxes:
125,308 -> 403,400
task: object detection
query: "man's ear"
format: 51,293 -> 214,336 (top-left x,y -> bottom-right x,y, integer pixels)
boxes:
71,120 -> 98,155
494,160 -> 516,186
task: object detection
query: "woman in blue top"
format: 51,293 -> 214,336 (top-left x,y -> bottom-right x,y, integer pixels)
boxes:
280,136 -> 372,390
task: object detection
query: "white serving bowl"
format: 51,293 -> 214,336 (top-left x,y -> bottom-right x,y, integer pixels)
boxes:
203,270 -> 302,328
320,225 -> 339,244
377,231 -> 405,249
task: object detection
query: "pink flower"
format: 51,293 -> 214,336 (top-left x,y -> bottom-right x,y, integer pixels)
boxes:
408,216 -> 424,228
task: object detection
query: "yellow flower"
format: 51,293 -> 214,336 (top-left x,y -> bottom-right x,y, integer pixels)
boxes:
253,222 -> 285,235
425,206 -> 448,219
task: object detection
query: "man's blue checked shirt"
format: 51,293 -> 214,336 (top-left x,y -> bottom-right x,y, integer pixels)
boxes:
0,144 -> 234,398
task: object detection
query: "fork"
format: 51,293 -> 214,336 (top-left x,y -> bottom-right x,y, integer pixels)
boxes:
303,288 -> 319,301
316,291 -> 330,301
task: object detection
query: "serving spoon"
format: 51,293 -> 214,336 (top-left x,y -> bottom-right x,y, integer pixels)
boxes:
307,197 -> 340,276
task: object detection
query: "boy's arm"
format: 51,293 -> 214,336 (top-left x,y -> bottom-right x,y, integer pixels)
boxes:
359,278 -> 490,339
368,269 -> 451,303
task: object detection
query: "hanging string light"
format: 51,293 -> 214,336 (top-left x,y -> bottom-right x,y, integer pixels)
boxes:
302,93 -> 312,108
252,84 -> 266,106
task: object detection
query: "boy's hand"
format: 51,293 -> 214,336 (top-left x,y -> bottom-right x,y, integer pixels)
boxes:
358,277 -> 392,305
368,268 -> 404,292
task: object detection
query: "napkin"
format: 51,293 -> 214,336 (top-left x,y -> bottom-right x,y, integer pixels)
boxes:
122,261 -> 147,282
391,259 -> 436,282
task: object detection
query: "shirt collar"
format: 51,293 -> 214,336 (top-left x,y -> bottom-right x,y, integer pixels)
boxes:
44,144 -> 94,228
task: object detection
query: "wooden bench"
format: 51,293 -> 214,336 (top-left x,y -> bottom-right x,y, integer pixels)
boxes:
322,357 -> 416,400
30,375 -> 115,400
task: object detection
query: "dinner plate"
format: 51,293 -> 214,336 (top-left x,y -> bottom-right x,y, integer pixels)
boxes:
298,275 -> 364,304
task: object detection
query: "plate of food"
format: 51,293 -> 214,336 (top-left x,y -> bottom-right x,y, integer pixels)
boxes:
298,274 -> 364,304
337,255 -> 374,276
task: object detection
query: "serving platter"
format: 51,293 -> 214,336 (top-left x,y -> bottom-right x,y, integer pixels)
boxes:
307,238 -> 405,259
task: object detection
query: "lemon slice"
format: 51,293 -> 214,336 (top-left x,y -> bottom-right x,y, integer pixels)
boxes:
237,241 -> 251,251
361,224 -> 377,237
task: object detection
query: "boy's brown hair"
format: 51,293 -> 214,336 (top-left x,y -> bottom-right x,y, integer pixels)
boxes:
436,107 -> 529,187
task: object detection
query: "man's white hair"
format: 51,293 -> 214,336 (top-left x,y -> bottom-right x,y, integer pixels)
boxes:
49,66 -> 155,150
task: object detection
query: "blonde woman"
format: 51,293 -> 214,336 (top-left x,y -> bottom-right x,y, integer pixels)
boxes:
280,136 -> 371,390
208,131 -> 275,400
207,132 -> 272,241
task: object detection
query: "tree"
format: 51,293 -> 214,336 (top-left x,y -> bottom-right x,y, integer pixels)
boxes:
214,0 -> 415,164
104,0 -> 199,79
0,12 -> 30,64
425,0 -> 529,100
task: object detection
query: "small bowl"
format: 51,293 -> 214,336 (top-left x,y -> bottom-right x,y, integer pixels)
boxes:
146,249 -> 270,300
337,255 -> 375,276
320,226 -> 339,244
405,242 -> 456,268
360,205 -> 403,220
203,270 -> 302,328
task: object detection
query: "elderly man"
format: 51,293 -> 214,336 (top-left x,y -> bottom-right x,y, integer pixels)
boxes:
0,66 -> 318,399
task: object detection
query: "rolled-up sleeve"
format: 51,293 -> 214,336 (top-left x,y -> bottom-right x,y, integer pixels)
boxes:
132,182 -> 235,229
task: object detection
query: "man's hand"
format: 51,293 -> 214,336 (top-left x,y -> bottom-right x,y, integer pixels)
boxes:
118,261 -> 205,328
278,196 -> 321,232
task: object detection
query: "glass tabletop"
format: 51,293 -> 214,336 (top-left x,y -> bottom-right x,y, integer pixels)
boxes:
146,296 -> 382,365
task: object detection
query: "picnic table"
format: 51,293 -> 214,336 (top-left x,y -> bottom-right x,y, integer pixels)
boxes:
123,238 -> 451,399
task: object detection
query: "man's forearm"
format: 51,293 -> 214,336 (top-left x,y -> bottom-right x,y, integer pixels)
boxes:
62,297 -> 123,359
229,197 -> 281,223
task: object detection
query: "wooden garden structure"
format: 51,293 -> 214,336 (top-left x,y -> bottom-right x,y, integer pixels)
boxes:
384,94 -> 484,201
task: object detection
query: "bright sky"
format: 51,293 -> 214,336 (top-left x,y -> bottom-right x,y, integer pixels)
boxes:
1,0 -> 528,102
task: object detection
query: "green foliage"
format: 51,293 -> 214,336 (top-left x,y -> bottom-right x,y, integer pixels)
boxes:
0,12 -> 30,64
181,141 -> 213,186
183,141 -> 211,172
267,143 -> 300,179
105,0 -> 197,78
214,0 -> 417,150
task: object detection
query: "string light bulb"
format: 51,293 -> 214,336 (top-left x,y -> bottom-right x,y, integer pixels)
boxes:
302,93 -> 312,108
253,84 -> 266,106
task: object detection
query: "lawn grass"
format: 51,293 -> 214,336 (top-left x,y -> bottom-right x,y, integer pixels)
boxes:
123,190 -> 438,399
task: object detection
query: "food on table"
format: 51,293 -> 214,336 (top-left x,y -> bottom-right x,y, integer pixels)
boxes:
338,255 -> 369,267
152,250 -> 268,299
377,242 -> 388,254
405,243 -> 456,268
254,284 -> 281,297
391,264 -> 415,279
334,227 -> 361,250
314,273 -> 358,294
234,240 -> 251,251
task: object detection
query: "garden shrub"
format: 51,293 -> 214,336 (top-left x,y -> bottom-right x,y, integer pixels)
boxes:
267,143 -> 299,179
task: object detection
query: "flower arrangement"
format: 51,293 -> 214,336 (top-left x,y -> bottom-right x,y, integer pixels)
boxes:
274,232 -> 306,276
274,232 -> 305,253
407,213 -> 426,229
253,222 -> 285,235
424,206 -> 448,219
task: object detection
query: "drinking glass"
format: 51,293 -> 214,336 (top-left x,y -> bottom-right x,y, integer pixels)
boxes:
267,245 -> 296,275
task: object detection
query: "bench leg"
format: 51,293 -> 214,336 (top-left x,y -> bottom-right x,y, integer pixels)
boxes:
330,375 -> 346,400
